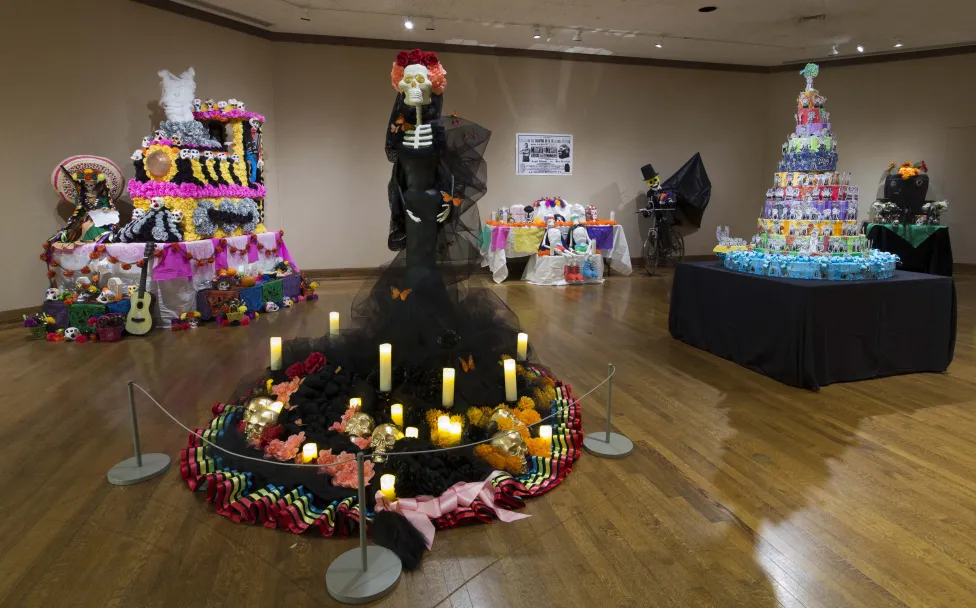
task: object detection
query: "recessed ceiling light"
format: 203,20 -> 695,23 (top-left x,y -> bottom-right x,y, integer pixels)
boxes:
894,40 -> 904,48
698,6 -> 718,12
404,17 -> 415,30
831,44 -> 839,55
856,44 -> 864,53
533,26 -> 542,39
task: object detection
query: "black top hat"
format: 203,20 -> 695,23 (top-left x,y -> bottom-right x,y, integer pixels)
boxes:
641,164 -> 658,181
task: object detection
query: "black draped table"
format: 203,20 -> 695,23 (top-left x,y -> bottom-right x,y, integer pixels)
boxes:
866,223 -> 953,276
669,261 -> 956,391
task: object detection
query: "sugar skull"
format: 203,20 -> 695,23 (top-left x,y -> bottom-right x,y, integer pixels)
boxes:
127,285 -> 138,297
217,100 -> 228,112
264,301 -> 279,313
237,101 -> 246,111
142,136 -> 152,148
179,149 -> 191,160
205,98 -> 215,109
171,209 -> 184,224
171,135 -> 182,146
96,289 -> 114,305
399,64 -> 432,107
131,149 -> 144,161
227,98 -> 238,108
282,297 -> 294,307
150,197 -> 164,211
203,150 -> 214,160
217,152 -> 228,161
64,327 -> 81,341
230,153 -> 240,163
189,149 -> 200,159
132,208 -> 146,221
45,288 -> 60,301
192,98 -> 202,111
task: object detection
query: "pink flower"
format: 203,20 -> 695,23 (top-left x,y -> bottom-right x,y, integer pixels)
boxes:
304,352 -> 326,374
351,436 -> 370,449
264,431 -> 305,461
329,406 -> 358,433
317,449 -> 374,487
272,377 -> 302,407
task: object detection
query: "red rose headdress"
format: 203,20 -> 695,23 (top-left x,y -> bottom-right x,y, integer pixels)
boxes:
391,49 -> 447,95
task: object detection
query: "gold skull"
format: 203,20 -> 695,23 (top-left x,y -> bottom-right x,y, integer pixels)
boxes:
490,430 -> 528,473
345,412 -> 375,438
485,406 -> 517,436
244,395 -> 275,420
245,408 -> 279,443
370,423 -> 403,462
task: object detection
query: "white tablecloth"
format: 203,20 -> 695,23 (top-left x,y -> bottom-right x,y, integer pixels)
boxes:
480,224 -> 631,283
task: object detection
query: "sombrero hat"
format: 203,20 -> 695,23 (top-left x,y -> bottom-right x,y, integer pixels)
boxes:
51,155 -> 126,202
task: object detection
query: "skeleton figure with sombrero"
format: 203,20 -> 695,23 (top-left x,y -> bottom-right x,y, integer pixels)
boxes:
49,155 -> 125,244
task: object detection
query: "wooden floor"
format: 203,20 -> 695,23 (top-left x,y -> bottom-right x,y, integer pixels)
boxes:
1,271 -> 975,608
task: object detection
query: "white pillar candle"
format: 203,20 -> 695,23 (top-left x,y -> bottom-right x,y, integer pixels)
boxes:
269,337 -> 282,370
379,343 -> 392,392
539,425 -> 553,450
503,359 -> 517,402
349,397 -> 361,410
442,368 -> 455,408
437,415 -> 450,440
380,474 -> 396,501
391,403 -> 403,428
329,311 -> 340,338
516,333 -> 528,361
405,426 -> 419,439
302,442 -> 318,464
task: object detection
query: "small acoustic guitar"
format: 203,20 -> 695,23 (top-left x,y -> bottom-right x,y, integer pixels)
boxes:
125,241 -> 155,335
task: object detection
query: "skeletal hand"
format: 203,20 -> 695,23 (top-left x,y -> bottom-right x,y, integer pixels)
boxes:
407,209 -> 421,223
437,204 -> 450,223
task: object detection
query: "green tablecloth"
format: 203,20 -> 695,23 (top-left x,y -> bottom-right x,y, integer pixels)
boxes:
866,223 -> 947,248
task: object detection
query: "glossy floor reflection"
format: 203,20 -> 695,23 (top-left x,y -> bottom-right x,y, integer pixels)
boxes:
0,272 -> 974,607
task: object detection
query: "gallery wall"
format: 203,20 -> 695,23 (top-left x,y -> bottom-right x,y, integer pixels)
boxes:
763,54 -> 976,260
3,1 -> 975,312
271,43 -> 768,271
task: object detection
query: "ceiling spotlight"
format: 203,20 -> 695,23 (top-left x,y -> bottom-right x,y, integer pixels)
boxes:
426,18 -> 436,31
856,44 -> 864,53
894,40 -> 904,48
831,44 -> 839,55
404,17 -> 414,30
533,26 -> 542,39
655,37 -> 664,48
573,29 -> 583,42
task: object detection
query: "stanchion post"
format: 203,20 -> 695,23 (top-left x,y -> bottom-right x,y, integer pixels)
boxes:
583,363 -> 634,459
107,381 -> 172,485
326,452 -> 402,604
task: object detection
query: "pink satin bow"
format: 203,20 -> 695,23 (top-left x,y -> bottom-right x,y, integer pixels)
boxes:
375,470 -> 529,549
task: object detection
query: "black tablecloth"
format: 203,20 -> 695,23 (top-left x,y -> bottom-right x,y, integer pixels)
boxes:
866,224 -> 953,276
669,261 -> 956,390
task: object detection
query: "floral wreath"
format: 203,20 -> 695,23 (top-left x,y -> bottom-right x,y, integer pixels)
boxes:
885,161 -> 927,180
533,196 -> 567,209
390,49 -> 447,95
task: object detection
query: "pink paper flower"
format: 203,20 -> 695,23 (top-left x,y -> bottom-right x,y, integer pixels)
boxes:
272,377 -> 302,407
316,449 -> 373,487
330,406 -> 359,433
127,180 -> 267,200
263,431 -> 305,461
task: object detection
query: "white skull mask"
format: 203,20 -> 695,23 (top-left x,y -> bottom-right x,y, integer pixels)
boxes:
193,98 -> 202,111
217,101 -> 228,111
190,149 -> 200,159
142,137 -> 152,148
45,288 -> 60,301
203,151 -> 214,160
399,65 -> 432,107
237,101 -> 246,110
64,327 -> 80,341
150,197 -> 164,210
171,209 -> 184,224
132,208 -> 146,221
217,152 -> 228,161
179,149 -> 191,160
131,149 -> 144,161
171,135 -> 182,146
96,289 -> 113,304
228,98 -> 238,107
264,302 -> 279,312
230,153 -> 240,163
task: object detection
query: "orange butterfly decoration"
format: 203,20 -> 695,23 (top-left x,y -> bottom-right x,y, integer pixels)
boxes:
458,354 -> 475,372
441,191 -> 464,207
391,287 -> 412,301
391,114 -> 414,134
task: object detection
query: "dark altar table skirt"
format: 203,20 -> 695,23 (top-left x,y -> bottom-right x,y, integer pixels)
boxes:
668,261 -> 956,391
866,224 -> 953,276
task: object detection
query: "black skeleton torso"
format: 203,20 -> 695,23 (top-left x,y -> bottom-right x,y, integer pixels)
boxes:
396,143 -> 442,270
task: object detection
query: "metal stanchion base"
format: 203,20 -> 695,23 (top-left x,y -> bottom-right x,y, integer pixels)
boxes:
107,453 -> 171,485
326,545 -> 402,604
583,432 -> 634,458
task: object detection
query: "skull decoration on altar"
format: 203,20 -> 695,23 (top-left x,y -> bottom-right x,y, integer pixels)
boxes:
96,289 -> 114,305
64,327 -> 81,341
131,149 -> 144,161
399,65 -> 432,107
490,430 -> 528,473
282,297 -> 294,307
150,197 -> 164,211
192,98 -> 202,111
171,209 -> 184,225
217,100 -> 228,112
264,301 -> 279,313
345,412 -> 375,438
45,288 -> 60,301
142,136 -> 152,148
370,423 -> 404,463
132,208 -> 146,222
179,149 -> 191,160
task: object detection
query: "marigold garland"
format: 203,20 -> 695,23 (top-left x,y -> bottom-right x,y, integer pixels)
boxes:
474,444 -> 524,475
466,406 -> 493,427
525,437 -> 551,458
516,396 -> 536,411
515,408 -> 541,427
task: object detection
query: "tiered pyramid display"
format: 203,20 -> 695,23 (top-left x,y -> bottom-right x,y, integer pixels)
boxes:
722,64 -> 897,280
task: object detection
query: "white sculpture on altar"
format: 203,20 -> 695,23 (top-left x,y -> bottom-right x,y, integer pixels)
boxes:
568,216 -> 594,256
158,67 -> 197,123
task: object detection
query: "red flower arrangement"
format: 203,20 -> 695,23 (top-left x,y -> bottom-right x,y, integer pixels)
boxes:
285,351 -> 327,378
391,49 -> 447,95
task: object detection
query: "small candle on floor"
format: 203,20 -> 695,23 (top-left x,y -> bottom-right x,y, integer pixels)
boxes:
503,359 -> 517,402
516,333 -> 528,361
442,368 -> 455,408
380,474 -> 396,501
302,442 -> 318,464
379,343 -> 392,392
391,403 -> 403,427
269,337 -> 282,370
405,426 -> 419,438
329,312 -> 340,338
